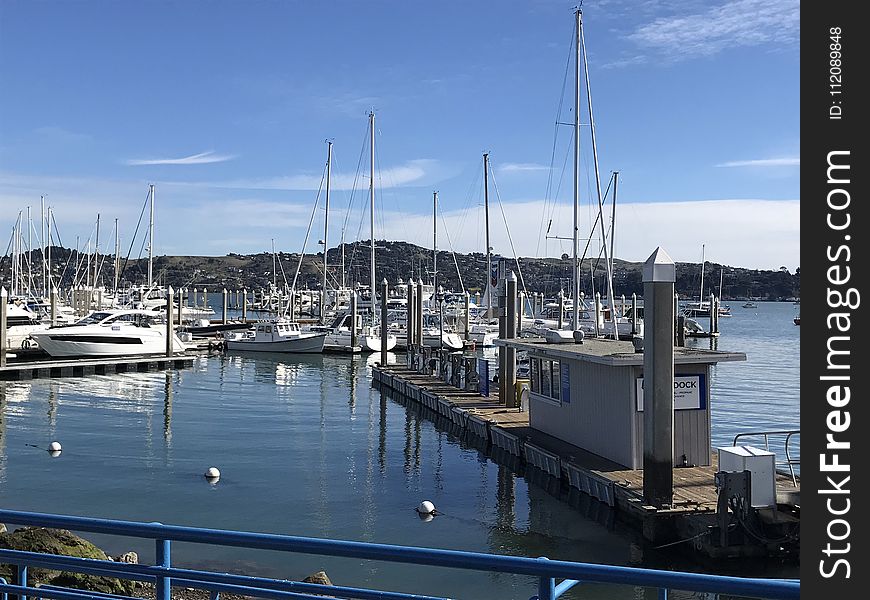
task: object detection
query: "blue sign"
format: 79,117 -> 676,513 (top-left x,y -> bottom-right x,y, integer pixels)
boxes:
478,358 -> 489,396
560,361 -> 570,403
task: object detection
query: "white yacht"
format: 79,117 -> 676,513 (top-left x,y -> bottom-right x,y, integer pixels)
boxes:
224,319 -> 327,353
28,309 -> 185,357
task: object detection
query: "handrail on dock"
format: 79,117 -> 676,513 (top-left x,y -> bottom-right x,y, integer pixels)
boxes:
0,509 -> 798,600
732,429 -> 800,487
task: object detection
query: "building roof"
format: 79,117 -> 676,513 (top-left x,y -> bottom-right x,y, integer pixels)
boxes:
494,337 -> 746,367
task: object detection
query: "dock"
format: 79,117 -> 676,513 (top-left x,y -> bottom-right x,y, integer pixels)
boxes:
0,354 -> 196,380
372,363 -> 800,560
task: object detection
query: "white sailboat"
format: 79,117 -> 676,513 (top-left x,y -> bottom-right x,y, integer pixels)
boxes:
359,111 -> 397,353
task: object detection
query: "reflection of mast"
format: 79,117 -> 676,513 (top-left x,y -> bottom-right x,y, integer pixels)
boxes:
495,464 -> 516,530
163,372 -> 173,449
378,383 -> 387,475
47,380 -> 59,430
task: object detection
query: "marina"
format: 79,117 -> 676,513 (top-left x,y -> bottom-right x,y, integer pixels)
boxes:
0,302 -> 800,596
0,2 -> 803,598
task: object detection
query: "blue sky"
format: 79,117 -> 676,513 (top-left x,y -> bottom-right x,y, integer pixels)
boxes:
0,0 -> 799,271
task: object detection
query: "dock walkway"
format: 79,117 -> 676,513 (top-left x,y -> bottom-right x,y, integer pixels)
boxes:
372,363 -> 800,559
0,354 -> 195,380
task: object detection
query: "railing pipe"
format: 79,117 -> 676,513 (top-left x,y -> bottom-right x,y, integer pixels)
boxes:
0,510 -> 799,600
155,536 -> 171,600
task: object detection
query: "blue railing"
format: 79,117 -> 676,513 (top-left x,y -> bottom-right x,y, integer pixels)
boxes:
0,510 -> 798,600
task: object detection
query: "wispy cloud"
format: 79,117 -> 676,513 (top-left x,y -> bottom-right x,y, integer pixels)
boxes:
716,157 -> 800,168
618,0 -> 799,63
126,151 -> 236,166
210,159 -> 440,191
499,163 -> 551,173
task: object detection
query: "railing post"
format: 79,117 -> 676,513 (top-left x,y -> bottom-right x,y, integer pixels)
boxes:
658,587 -> 669,600
156,536 -> 171,600
537,557 -> 555,600
15,566 -> 26,600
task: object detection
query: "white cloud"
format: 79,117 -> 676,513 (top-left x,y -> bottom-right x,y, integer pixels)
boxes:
126,151 -> 236,166
210,159 -> 439,191
0,171 -> 799,270
374,198 -> 799,271
624,0 -> 799,61
716,157 -> 800,168
499,163 -> 551,173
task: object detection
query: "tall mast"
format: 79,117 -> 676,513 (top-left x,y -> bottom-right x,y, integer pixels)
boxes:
322,140 -> 332,323
114,218 -> 120,295
47,206 -> 52,295
572,8 -> 581,329
27,205 -> 32,296
432,191 -> 438,289
580,10 -> 619,339
40,195 -> 46,297
272,238 -> 276,292
699,243 -> 705,302
148,183 -> 155,289
94,213 -> 101,289
369,111 -> 376,320
483,153 -> 491,316
610,172 -> 618,284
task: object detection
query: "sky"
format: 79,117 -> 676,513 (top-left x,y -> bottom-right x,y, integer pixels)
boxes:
0,0 -> 799,272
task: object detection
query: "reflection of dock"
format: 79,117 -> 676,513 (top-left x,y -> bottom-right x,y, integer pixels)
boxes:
0,355 -> 195,380
373,364 -> 799,561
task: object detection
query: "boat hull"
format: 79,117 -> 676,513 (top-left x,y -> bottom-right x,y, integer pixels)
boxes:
226,333 -> 326,353
29,330 -> 185,357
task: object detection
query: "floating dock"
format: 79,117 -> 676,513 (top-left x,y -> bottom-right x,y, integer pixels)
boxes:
372,363 -> 800,561
0,354 -> 196,380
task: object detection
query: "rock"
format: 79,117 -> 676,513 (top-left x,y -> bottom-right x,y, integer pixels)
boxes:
302,571 -> 333,586
0,527 -> 138,596
115,551 -> 139,564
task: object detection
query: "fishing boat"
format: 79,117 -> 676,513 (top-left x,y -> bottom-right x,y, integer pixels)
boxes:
742,301 -> 758,308
224,319 -> 327,353
28,309 -> 185,357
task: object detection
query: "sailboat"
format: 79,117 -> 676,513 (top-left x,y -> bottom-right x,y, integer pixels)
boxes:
682,245 -> 732,318
357,112 -> 397,352
538,8 -> 636,342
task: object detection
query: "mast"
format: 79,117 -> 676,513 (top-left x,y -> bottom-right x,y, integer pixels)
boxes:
272,238 -> 276,293
27,205 -> 32,296
94,213 -> 100,289
114,218 -> 120,296
610,172 -> 618,285
580,10 -> 619,339
369,111 -> 376,321
322,140 -> 332,324
148,184 -> 155,289
432,191 -> 438,289
699,243 -> 705,303
41,195 -> 46,297
320,141 -> 338,325
47,206 -> 52,296
484,153 -> 492,317
572,8 -> 581,329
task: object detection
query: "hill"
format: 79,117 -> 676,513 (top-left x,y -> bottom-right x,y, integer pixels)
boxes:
1,241 -> 799,301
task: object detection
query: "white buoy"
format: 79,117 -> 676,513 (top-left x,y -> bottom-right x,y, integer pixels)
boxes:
49,441 -> 62,452
205,466 -> 221,479
416,500 -> 436,515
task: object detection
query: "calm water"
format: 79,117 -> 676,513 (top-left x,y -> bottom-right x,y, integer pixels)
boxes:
0,302 -> 799,598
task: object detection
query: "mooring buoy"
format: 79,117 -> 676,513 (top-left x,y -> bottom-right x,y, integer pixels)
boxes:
416,500 -> 436,515
204,466 -> 221,483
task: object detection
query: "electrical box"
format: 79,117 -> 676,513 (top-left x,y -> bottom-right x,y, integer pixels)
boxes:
718,445 -> 776,507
